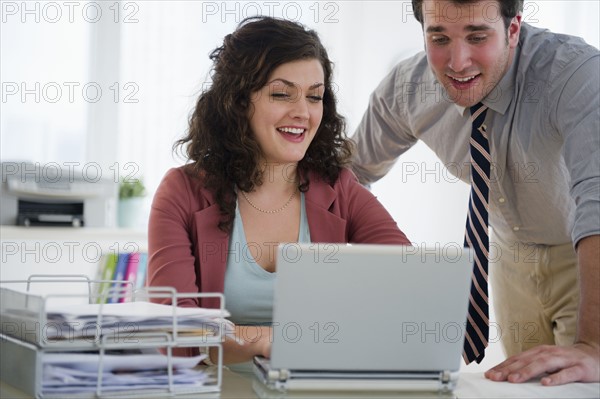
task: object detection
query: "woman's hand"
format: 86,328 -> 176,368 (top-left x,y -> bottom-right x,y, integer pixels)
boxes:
209,325 -> 272,364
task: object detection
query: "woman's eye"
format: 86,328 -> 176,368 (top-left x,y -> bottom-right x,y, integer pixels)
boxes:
307,95 -> 323,103
271,92 -> 290,99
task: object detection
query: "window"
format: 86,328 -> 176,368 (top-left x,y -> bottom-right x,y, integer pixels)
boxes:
2,1 -> 598,240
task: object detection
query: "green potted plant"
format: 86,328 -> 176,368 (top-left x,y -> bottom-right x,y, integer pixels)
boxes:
118,178 -> 147,228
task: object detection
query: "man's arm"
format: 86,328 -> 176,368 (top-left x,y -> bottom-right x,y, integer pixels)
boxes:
350,65 -> 418,185
575,234 -> 600,356
485,235 -> 600,385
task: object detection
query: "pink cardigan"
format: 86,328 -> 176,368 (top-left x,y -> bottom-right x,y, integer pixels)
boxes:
148,167 -> 410,309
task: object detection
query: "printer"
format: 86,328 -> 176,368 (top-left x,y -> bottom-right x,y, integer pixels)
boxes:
0,162 -> 118,227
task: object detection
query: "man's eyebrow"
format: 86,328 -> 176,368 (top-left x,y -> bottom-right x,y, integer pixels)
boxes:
425,24 -> 493,34
268,79 -> 324,90
426,25 -> 445,34
465,24 -> 493,32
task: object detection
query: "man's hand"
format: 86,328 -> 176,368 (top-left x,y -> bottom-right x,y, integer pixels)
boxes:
487,235 -> 600,385
485,343 -> 599,385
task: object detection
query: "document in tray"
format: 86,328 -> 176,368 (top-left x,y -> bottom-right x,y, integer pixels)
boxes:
43,367 -> 213,394
42,351 -> 213,395
45,301 -> 229,320
43,350 -> 205,373
42,301 -> 233,340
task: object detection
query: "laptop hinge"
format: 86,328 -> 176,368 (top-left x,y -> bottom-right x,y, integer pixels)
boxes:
278,369 -> 290,382
266,368 -> 290,382
441,370 -> 451,383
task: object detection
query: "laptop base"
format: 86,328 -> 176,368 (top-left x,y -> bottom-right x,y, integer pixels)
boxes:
253,356 -> 459,393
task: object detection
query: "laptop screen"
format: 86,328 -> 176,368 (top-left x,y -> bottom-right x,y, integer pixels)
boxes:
270,243 -> 472,372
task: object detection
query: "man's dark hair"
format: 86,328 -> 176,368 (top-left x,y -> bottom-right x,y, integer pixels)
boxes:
412,0 -> 524,29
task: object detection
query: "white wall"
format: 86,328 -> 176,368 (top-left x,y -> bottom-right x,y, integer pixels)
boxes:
2,0 -> 599,372
3,0 -> 598,242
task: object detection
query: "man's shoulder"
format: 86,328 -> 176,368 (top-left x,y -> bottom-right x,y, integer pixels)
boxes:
371,51 -> 440,109
520,22 -> 597,50
387,51 -> 432,84
518,23 -> 599,76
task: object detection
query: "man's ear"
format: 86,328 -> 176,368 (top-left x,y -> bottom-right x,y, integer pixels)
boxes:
508,14 -> 522,49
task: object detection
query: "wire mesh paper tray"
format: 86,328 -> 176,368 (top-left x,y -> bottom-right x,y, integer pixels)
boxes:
0,275 -> 227,398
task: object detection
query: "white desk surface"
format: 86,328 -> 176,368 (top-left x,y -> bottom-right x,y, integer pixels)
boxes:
455,372 -> 599,398
2,368 -> 598,399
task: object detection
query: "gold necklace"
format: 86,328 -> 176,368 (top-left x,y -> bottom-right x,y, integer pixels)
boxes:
240,189 -> 297,214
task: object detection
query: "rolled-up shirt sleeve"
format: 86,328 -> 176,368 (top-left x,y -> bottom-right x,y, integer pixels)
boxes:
555,55 -> 600,245
351,65 -> 419,185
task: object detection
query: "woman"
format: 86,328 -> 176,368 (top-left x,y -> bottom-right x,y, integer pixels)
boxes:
148,16 -> 410,365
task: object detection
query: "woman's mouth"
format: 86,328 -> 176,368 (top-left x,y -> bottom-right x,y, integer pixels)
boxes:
277,127 -> 306,142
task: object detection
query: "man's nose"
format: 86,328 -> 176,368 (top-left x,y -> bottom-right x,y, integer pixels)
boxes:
448,42 -> 473,73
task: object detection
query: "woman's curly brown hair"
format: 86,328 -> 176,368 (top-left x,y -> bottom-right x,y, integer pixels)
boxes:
175,16 -> 352,232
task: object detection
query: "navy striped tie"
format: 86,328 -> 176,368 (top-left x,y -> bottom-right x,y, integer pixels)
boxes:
463,103 -> 490,364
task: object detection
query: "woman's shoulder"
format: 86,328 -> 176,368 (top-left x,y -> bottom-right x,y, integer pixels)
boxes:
309,167 -> 360,191
330,167 -> 361,191
337,167 -> 359,182
156,165 -> 214,209
159,165 -> 203,190
306,167 -> 365,203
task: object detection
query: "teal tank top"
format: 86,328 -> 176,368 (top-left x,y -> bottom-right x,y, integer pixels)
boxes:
223,192 -> 311,326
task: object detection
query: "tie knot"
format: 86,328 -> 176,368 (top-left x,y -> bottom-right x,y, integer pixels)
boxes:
470,103 -> 488,127
470,102 -> 487,116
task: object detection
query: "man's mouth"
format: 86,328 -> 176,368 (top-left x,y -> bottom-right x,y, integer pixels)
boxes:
448,74 -> 480,84
446,74 -> 481,91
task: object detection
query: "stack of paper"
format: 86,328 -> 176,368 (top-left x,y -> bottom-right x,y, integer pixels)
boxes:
43,301 -> 234,341
1,286 -> 230,396
36,302 -> 232,394
42,351 -> 212,394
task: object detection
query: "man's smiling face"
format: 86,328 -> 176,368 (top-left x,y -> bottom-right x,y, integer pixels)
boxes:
421,0 -> 521,107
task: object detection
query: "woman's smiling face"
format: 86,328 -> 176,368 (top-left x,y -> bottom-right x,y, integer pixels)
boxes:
249,59 -> 325,165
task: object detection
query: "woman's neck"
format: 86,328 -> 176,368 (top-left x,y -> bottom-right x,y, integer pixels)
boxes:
255,162 -> 298,193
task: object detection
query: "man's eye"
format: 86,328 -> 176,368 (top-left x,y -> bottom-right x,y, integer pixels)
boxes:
470,35 -> 487,43
430,36 -> 449,45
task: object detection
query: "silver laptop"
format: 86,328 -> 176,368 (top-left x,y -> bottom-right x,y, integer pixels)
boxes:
253,243 -> 473,393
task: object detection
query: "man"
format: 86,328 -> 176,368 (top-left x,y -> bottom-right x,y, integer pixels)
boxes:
351,0 -> 599,385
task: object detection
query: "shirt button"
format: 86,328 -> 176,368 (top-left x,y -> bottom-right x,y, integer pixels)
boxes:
513,226 -> 520,232
499,198 -> 505,203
